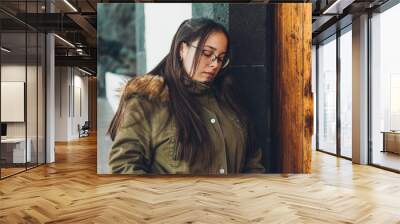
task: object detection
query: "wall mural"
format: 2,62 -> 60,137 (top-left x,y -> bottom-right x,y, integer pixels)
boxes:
97,3 -> 312,175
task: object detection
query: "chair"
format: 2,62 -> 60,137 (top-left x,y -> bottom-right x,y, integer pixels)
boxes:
78,121 -> 90,138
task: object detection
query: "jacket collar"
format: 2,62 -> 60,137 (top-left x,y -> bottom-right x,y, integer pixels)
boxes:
182,75 -> 213,96
123,73 -> 217,104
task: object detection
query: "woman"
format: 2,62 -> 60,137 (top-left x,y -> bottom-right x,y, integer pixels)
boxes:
108,18 -> 265,175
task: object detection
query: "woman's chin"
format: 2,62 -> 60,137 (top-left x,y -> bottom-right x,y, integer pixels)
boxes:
201,73 -> 214,82
192,74 -> 213,83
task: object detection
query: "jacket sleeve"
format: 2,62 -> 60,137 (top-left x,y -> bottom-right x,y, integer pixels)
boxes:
243,146 -> 266,173
108,97 -> 152,174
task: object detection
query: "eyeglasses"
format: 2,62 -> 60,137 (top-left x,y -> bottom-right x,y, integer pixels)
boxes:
188,44 -> 230,68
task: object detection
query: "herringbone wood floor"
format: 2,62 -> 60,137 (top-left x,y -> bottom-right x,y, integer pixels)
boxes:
1,134 -> 400,224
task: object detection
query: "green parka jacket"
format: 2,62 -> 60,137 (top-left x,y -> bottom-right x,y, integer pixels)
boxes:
108,74 -> 265,175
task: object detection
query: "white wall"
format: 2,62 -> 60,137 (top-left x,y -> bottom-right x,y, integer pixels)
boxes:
1,63 -> 46,164
1,65 -> 39,138
72,73 -> 89,138
1,65 -> 27,142
75,73 -> 89,122
144,3 -> 192,71
55,66 -> 68,141
54,67 -> 89,141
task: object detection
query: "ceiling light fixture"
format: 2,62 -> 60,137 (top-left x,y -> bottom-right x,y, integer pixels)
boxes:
78,67 -> 92,76
54,34 -> 75,48
322,0 -> 355,15
76,48 -> 85,55
63,0 -> 78,12
1,47 -> 11,53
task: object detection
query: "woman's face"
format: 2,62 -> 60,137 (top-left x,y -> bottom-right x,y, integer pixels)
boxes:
180,31 -> 228,82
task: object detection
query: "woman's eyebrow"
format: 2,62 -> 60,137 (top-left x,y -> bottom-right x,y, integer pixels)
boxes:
204,45 -> 226,54
204,45 -> 217,50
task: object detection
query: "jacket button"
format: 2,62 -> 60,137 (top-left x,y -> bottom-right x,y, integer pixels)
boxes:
210,118 -> 216,124
219,168 -> 225,174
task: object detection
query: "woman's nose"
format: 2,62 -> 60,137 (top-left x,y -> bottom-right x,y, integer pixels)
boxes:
209,56 -> 219,67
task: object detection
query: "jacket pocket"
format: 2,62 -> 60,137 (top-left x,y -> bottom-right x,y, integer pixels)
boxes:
168,135 -> 177,159
167,135 -> 181,168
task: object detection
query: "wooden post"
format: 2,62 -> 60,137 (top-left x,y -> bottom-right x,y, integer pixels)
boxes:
272,3 -> 313,173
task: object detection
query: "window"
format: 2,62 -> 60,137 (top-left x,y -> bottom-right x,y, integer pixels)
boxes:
339,28 -> 352,158
370,3 -> 400,171
317,36 -> 337,154
0,1 -> 46,179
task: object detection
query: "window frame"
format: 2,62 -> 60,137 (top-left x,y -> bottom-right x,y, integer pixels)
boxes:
315,24 -> 353,161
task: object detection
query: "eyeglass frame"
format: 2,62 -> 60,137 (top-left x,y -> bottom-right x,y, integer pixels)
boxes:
186,42 -> 230,69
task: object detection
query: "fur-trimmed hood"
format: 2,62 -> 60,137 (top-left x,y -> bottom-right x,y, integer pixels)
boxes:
122,74 -> 169,103
120,73 -> 236,104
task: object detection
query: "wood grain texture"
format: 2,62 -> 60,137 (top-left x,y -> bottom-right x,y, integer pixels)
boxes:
272,3 -> 313,173
302,3 -> 313,173
1,134 -> 400,223
0,167 -> 25,177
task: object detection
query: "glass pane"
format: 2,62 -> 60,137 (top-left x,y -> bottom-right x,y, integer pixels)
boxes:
27,31 -> 38,169
1,30 -> 27,177
0,1 -> 46,178
340,29 -> 352,158
318,37 -> 337,154
371,4 -> 400,171
38,32 -> 45,165
26,0 -> 39,169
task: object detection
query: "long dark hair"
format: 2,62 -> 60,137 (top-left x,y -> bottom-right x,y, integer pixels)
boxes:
109,18 -> 248,165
